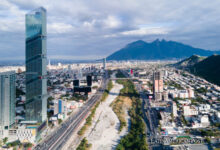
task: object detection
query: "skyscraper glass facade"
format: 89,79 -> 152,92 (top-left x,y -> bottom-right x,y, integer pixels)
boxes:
0,71 -> 16,129
25,7 -> 47,123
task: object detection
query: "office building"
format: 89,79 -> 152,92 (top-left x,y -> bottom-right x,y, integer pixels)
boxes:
25,7 -> 47,123
0,71 -> 16,129
87,75 -> 92,87
73,80 -> 80,87
103,58 -> 106,70
153,71 -> 163,93
153,71 -> 163,100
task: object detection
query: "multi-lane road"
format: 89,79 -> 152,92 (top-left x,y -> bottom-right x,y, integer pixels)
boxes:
141,93 -> 163,150
34,77 -> 108,150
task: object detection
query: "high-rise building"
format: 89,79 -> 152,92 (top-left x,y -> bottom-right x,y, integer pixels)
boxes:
153,71 -> 163,101
73,80 -> 80,87
0,71 -> 16,129
25,7 -> 47,123
103,58 -> 106,70
86,75 -> 92,87
153,71 -> 163,93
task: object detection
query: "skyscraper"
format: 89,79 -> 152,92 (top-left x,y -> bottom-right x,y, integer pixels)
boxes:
25,7 -> 47,123
0,71 -> 16,129
153,71 -> 163,101
103,58 -> 106,70
153,71 -> 163,93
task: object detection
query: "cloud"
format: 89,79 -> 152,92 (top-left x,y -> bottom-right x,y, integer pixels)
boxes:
48,23 -> 75,34
103,16 -> 122,29
104,27 -> 168,38
0,0 -> 220,60
121,27 -> 168,36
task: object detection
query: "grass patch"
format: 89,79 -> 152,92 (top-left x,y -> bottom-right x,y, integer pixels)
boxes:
110,80 -> 132,132
111,97 -> 129,132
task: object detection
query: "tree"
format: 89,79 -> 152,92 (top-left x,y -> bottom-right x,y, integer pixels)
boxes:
24,143 -> 33,148
58,119 -> 62,124
3,137 -> 8,145
205,137 -> 211,144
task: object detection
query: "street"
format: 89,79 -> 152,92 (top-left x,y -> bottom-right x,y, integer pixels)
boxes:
34,76 -> 108,150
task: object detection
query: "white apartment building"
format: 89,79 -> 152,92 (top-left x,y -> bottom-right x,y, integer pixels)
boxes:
192,115 -> 210,128
198,104 -> 211,112
178,90 -> 189,99
179,99 -> 191,105
200,115 -> 210,127
183,106 -> 198,116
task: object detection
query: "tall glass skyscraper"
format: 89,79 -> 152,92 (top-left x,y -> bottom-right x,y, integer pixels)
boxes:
0,71 -> 16,129
25,7 -> 47,123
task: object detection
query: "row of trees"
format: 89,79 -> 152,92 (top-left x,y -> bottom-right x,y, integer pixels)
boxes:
110,97 -> 127,132
76,138 -> 91,150
116,79 -> 148,150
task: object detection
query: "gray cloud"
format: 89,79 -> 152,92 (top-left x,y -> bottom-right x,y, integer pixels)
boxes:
0,0 -> 220,60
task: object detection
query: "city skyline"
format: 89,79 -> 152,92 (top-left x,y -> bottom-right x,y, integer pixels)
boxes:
0,1 -> 219,149
0,0 -> 220,60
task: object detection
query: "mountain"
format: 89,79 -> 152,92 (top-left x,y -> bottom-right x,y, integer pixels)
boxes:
107,39 -> 220,60
189,54 -> 220,86
174,55 -> 206,69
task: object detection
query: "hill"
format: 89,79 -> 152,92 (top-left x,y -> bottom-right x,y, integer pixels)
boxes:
107,39 -> 220,60
174,55 -> 206,69
190,54 -> 220,86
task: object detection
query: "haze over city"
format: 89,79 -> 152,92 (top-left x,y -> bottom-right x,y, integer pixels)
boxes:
1,0 -> 220,60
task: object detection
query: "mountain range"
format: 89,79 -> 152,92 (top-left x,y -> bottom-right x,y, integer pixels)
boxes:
107,39 -> 220,60
175,54 -> 220,86
190,55 -> 220,86
174,55 -> 206,69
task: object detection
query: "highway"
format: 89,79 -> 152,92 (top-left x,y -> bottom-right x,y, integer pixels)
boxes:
135,84 -> 156,149
34,76 -> 108,150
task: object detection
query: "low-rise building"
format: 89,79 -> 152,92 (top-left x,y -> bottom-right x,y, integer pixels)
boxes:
183,105 -> 198,116
198,104 -> 211,113
179,99 -> 191,105
178,90 -> 189,99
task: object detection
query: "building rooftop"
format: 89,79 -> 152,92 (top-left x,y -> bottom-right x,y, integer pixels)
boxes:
0,71 -> 15,75
26,7 -> 46,15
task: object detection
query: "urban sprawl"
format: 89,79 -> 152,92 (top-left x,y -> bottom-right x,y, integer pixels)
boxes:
0,7 -> 219,150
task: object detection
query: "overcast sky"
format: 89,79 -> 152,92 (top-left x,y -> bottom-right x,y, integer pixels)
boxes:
0,0 -> 220,60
